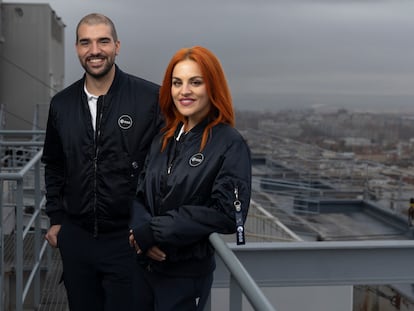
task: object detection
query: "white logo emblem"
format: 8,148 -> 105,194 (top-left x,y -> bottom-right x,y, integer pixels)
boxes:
118,115 -> 133,129
189,153 -> 204,167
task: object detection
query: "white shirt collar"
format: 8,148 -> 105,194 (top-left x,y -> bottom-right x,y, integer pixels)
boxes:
84,84 -> 99,100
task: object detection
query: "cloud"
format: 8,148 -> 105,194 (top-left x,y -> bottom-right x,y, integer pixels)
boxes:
5,0 -> 414,111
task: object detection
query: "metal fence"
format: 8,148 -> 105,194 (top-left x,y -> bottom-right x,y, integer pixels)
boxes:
0,130 -> 47,311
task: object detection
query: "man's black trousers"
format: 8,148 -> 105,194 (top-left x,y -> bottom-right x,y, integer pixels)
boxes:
58,220 -> 135,311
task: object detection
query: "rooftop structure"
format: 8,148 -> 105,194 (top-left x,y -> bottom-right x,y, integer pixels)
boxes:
242,128 -> 414,310
0,3 -> 64,130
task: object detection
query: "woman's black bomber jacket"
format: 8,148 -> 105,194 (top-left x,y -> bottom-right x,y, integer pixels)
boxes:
131,120 -> 252,277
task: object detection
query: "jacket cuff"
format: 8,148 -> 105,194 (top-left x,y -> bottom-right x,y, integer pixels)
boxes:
48,211 -> 65,226
133,223 -> 156,253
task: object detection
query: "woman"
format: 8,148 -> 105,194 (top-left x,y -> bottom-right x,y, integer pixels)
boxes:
130,46 -> 251,310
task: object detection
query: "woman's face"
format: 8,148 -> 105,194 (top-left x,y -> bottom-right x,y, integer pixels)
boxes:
171,59 -> 211,130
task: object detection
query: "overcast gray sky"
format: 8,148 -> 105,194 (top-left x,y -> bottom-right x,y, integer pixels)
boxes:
5,0 -> 414,112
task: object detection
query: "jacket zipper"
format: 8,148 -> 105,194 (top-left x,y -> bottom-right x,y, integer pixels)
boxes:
93,96 -> 104,237
167,126 -> 187,175
167,137 -> 179,175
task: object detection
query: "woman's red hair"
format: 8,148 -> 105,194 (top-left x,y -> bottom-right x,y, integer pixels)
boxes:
159,46 -> 235,151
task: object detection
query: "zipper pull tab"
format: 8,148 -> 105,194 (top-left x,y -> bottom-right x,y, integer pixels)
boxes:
167,164 -> 172,175
234,187 -> 241,212
234,187 -> 239,200
234,186 -> 245,245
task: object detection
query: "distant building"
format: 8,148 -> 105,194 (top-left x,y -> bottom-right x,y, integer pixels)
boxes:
259,119 -> 303,138
0,3 -> 65,130
342,137 -> 371,147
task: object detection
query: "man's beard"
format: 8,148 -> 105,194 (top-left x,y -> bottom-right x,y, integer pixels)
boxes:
81,58 -> 114,79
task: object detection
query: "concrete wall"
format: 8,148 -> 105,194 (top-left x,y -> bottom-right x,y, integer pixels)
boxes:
211,286 -> 353,311
0,3 -> 65,130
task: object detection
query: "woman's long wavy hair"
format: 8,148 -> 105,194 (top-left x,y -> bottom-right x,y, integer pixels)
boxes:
159,46 -> 235,151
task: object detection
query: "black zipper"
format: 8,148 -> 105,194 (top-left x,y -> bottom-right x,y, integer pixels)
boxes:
93,96 -> 104,238
158,133 -> 182,214
167,135 -> 180,175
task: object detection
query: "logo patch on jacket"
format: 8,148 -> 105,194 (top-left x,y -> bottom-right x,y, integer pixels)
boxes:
189,153 -> 204,167
118,115 -> 133,129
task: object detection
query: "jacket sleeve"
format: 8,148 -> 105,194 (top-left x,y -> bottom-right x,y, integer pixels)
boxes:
130,147 -> 157,252
134,137 -> 252,250
41,102 -> 66,225
130,197 -> 155,252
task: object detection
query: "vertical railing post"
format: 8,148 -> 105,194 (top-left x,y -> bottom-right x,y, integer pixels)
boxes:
0,180 -> 4,310
15,180 -> 24,311
209,233 -> 276,311
229,275 -> 242,311
33,161 -> 41,306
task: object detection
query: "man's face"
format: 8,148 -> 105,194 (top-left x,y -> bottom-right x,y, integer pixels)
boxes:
76,23 -> 120,79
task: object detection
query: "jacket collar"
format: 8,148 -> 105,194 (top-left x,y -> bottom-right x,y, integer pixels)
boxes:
175,117 -> 210,138
107,65 -> 122,95
80,64 -> 122,97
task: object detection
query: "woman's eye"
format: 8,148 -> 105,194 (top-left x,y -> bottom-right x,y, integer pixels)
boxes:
191,80 -> 202,86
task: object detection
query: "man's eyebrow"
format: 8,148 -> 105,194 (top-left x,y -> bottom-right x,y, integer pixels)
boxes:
78,37 -> 112,42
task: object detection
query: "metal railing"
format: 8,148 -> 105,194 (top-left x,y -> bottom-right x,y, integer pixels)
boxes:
207,233 -> 276,311
212,240 -> 414,310
0,131 -> 47,311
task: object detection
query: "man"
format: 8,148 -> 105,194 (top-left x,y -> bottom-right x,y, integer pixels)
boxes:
42,13 -> 161,311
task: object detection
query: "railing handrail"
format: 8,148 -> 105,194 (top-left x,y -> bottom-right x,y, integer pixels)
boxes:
0,130 -> 45,135
0,135 -> 46,311
0,149 -> 43,180
209,233 -> 276,311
